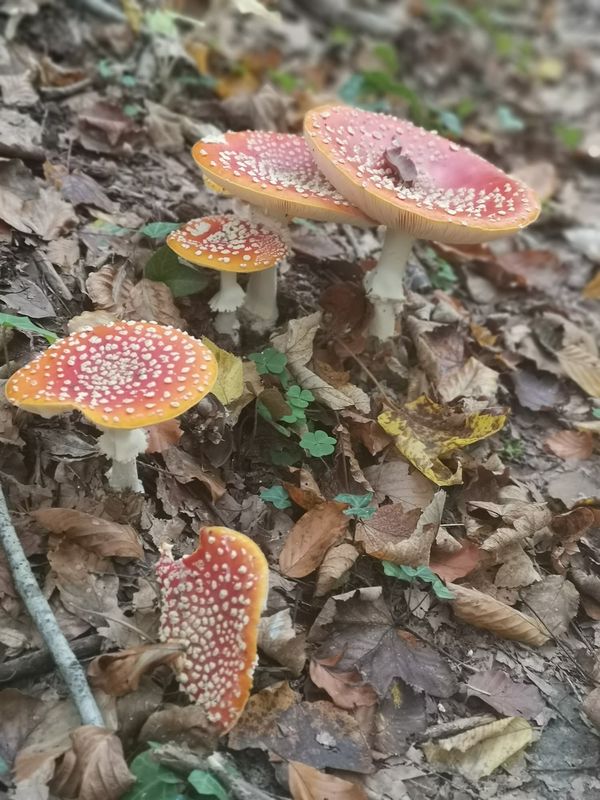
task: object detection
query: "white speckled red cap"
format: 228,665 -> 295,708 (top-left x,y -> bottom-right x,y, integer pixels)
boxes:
167,215 -> 289,274
304,105 -> 541,243
192,131 -> 373,226
4,321 -> 218,429
156,526 -> 269,733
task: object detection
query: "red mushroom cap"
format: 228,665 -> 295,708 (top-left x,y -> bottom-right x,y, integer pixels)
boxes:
156,526 -> 269,732
191,132 -> 373,226
304,105 -> 541,243
167,215 -> 289,273
4,321 -> 218,429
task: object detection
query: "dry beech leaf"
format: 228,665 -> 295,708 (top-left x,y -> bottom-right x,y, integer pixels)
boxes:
479,503 -> 552,553
356,491 -> 445,567
67,310 -> 118,333
557,344 -> 600,396
342,410 -> 392,455
314,543 -> 359,597
258,609 -> 307,677
494,545 -> 541,588
87,643 -> 185,697
86,263 -> 134,314
521,575 -> 578,637
363,460 -> 435,509
139,704 -> 218,748
229,682 -> 300,752
447,583 -> 549,646
429,541 -> 482,582
435,528 -> 462,554
162,447 -> 226,502
125,279 -> 186,329
466,670 -> 545,719
437,357 -> 499,403
32,508 -> 143,559
582,271 -> 600,300
145,419 -> 183,453
422,716 -> 533,781
309,656 -> 378,711
49,726 -> 134,800
279,502 -> 349,578
544,430 -> 594,460
335,423 -> 373,491
288,760 -> 368,800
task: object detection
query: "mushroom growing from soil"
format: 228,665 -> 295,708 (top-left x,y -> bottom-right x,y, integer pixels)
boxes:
304,105 -> 541,340
156,525 -> 269,733
167,215 -> 289,336
191,132 -> 374,328
5,321 -> 217,493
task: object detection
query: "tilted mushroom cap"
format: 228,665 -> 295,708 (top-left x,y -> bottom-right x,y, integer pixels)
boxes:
192,131 -> 372,226
5,321 -> 218,429
167,215 -> 289,274
304,105 -> 541,244
156,526 -> 269,732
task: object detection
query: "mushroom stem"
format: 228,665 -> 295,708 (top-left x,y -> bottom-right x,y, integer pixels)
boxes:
209,272 -> 245,339
365,229 -> 414,340
97,428 -> 148,493
244,266 -> 279,329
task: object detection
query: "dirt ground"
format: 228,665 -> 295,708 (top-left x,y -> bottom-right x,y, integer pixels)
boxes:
1,1 -> 600,798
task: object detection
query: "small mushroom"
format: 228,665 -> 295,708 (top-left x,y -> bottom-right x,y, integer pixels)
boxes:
5,321 -> 218,493
304,105 -> 541,340
191,132 -> 374,329
156,525 -> 269,733
167,215 -> 289,336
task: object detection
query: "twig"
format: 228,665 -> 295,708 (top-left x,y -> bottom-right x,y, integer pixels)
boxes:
0,635 -> 104,684
0,486 -> 104,727
69,0 -> 126,23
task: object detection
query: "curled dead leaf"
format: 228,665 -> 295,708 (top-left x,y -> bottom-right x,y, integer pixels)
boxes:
88,643 -> 184,697
279,502 -> 349,578
288,760 -> 368,800
86,264 -> 134,315
309,656 -> 378,711
544,430 -> 594,460
557,344 -> 600,397
32,508 -> 143,559
125,279 -> 186,329
145,419 -> 183,453
314,543 -> 359,597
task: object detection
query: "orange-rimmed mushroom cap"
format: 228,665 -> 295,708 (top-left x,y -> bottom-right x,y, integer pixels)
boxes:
167,215 -> 289,274
192,131 -> 373,226
156,526 -> 269,732
304,105 -> 541,243
4,321 -> 217,430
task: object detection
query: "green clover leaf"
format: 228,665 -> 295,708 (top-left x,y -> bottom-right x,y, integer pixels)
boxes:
280,385 -> 315,423
249,347 -> 288,376
383,561 -> 454,600
334,492 -> 376,519
260,485 -> 292,509
300,430 -> 337,457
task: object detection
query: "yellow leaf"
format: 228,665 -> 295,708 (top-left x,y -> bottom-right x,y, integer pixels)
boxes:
557,344 -> 600,397
185,41 -> 210,74
423,717 -> 533,781
378,396 -> 506,486
121,0 -> 143,32
202,338 -> 244,405
583,271 -> 600,299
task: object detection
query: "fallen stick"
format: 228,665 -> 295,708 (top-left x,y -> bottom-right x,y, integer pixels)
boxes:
0,486 -> 104,727
0,635 -> 104,684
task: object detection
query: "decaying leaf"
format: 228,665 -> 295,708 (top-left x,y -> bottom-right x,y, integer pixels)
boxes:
544,430 -> 594,460
85,264 -> 134,315
309,655 -> 378,711
363,460 -> 435,509
378,397 -> 506,485
0,689 -> 47,769
356,491 -> 445,567
447,583 -> 549,646
124,279 -> 186,328
161,447 -> 226,502
494,545 -> 541,588
203,339 -> 244,406
258,609 -> 307,676
520,575 -> 579,637
145,419 -> 183,453
288,761 -> 368,800
557,344 -> 600,397
32,508 -> 143,559
229,682 -> 300,752
314,543 -> 359,597
429,540 -> 483,582
422,716 -> 533,781
279,501 -> 349,578
87,643 -> 185,697
466,670 -> 545,719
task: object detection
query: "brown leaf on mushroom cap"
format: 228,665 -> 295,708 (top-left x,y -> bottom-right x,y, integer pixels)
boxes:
33,508 -> 143,559
87,643 -> 185,697
288,761 -> 368,800
279,501 -> 349,578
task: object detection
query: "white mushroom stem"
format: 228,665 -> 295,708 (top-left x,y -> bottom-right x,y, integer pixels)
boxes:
244,266 -> 279,328
209,272 -> 245,339
364,229 -> 415,340
97,427 -> 148,493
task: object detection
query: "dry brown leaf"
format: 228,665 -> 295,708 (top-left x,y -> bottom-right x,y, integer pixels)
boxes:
314,543 -> 359,597
309,656 -> 378,711
288,761 -> 368,800
334,424 -> 373,491
429,541 -> 482,582
258,609 -> 307,677
49,726 -> 134,800
139,704 -> 218,749
229,682 -> 300,752
145,419 -> 183,453
437,357 -> 499,403
283,468 -> 325,510
33,508 -> 143,559
447,583 -> 549,645
87,643 -> 184,697
279,502 -> 349,578
512,161 -> 557,202
363,460 -> 435,509
162,447 -> 226,502
521,575 -> 579,637
0,690 -> 46,769
67,310 -> 118,333
125,279 -> 186,328
494,545 -> 541,588
342,410 -> 392,455
356,491 -> 445,566
583,688 -> 600,731
86,264 -> 134,314
557,344 -> 600,396
583,271 -> 600,300
544,430 -> 594,460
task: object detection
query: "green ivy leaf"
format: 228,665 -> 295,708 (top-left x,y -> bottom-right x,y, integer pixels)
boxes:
0,313 -> 58,343
145,246 -> 210,298
121,751 -> 188,800
300,430 -> 337,457
188,770 -> 229,800
383,561 -> 454,600
334,492 -> 376,519
249,348 -> 288,376
260,485 -> 292,509
141,221 -> 181,239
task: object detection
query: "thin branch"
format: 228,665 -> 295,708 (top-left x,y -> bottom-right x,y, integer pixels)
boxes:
0,486 -> 104,727
69,0 -> 126,23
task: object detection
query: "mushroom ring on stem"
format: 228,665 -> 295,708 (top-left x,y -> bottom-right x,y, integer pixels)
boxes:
167,215 -> 289,334
303,104 -> 541,340
191,131 -> 375,329
4,321 -> 218,493
156,525 -> 269,733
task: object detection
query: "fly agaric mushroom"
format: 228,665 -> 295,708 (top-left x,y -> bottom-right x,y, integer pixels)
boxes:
167,215 -> 289,335
5,321 -> 217,493
156,525 -> 268,733
192,132 -> 374,329
304,105 -> 541,340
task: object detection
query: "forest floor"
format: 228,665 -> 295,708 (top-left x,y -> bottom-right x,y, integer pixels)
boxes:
1,1 -> 600,799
